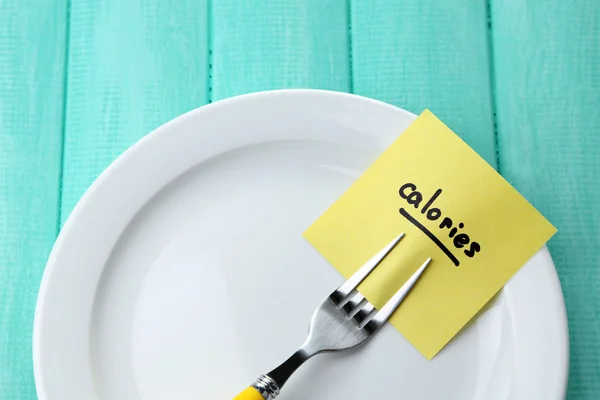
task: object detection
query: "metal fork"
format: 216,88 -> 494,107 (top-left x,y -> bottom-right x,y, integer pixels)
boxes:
233,233 -> 432,400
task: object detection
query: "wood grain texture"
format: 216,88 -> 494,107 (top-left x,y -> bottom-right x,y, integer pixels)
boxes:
212,0 -> 351,100
61,0 -> 210,224
1,1 -> 597,398
0,0 -> 67,397
491,1 -> 600,398
350,0 -> 497,167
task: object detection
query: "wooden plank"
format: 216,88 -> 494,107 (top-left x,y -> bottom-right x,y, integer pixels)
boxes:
491,1 -> 600,397
0,0 -> 67,397
212,0 -> 351,100
61,0 -> 210,224
351,0 -> 497,166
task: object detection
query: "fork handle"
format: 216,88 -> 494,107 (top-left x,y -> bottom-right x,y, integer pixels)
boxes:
233,374 -> 280,400
233,387 -> 265,400
233,350 -> 310,399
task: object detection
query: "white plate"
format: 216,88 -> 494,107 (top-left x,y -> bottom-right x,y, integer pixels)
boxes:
33,90 -> 569,400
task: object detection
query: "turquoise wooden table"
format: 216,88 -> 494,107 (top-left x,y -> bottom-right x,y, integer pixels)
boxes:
0,0 -> 598,398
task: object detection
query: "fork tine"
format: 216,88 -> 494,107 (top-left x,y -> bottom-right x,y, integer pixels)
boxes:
368,257 -> 432,328
332,233 -> 405,305
341,292 -> 365,316
352,301 -> 375,326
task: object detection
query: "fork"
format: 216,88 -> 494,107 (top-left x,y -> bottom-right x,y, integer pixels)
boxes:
233,233 -> 432,400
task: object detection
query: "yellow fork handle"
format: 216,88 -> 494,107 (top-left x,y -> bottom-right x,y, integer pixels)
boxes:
233,386 -> 265,400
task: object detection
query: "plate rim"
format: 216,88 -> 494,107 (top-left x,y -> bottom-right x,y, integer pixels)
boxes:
33,89 -> 569,399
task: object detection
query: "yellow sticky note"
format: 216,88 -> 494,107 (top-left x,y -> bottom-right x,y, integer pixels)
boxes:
303,109 -> 556,359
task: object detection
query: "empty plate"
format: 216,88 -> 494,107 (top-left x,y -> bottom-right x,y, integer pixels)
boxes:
33,89 -> 568,400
